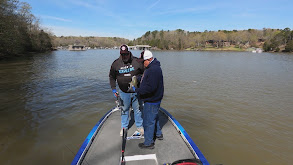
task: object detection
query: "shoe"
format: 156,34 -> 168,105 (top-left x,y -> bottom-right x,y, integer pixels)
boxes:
137,127 -> 144,136
120,128 -> 128,136
138,143 -> 155,149
156,134 -> 163,140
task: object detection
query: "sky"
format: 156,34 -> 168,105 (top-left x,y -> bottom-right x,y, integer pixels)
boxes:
24,0 -> 293,40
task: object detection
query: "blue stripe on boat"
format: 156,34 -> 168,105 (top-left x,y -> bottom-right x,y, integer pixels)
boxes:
71,108 -> 115,165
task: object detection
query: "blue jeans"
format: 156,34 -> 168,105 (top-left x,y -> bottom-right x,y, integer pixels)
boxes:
119,90 -> 143,129
143,102 -> 162,146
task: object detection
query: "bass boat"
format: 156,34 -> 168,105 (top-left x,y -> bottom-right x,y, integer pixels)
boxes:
72,101 -> 209,165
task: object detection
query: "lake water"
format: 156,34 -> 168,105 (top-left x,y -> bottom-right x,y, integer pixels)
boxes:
0,50 -> 292,165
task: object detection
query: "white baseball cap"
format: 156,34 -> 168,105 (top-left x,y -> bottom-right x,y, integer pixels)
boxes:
143,50 -> 153,60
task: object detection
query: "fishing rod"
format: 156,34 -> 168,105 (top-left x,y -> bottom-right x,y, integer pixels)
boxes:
120,128 -> 127,165
115,92 -> 124,110
115,93 -> 127,165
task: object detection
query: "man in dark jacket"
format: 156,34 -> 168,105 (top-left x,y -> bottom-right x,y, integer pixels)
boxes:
109,44 -> 144,136
134,50 -> 164,149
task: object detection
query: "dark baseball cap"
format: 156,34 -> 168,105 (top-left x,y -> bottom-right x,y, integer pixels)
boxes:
120,44 -> 129,54
137,51 -> 144,62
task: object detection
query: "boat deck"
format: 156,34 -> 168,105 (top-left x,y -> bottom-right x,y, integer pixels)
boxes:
81,109 -> 197,165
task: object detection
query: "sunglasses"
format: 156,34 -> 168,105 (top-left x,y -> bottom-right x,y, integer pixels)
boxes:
121,53 -> 129,56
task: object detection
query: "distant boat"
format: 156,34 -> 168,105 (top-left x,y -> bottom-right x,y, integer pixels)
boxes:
68,45 -> 86,51
252,48 -> 262,53
256,48 -> 263,53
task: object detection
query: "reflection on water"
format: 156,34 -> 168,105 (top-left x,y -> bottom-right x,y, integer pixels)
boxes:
0,50 -> 293,165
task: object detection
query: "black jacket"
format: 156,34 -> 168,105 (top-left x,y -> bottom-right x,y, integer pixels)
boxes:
136,58 -> 164,103
109,52 -> 144,93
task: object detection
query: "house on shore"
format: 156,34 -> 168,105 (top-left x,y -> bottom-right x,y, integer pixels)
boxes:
128,45 -> 152,50
68,45 -> 86,51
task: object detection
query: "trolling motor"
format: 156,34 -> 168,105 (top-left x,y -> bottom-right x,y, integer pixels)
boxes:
164,159 -> 203,165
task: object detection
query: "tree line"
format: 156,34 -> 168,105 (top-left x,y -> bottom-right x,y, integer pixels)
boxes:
0,0 -> 52,59
55,28 -> 293,53
1,0 -> 293,60
129,28 -> 293,52
53,36 -> 129,49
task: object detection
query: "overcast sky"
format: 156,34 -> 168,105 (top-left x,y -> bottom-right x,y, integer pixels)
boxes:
24,0 -> 293,40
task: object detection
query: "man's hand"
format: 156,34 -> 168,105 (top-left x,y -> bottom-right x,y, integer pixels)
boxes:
112,89 -> 118,98
132,86 -> 136,92
127,85 -> 136,93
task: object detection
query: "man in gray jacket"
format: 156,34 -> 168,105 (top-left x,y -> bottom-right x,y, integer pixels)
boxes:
109,44 -> 144,136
